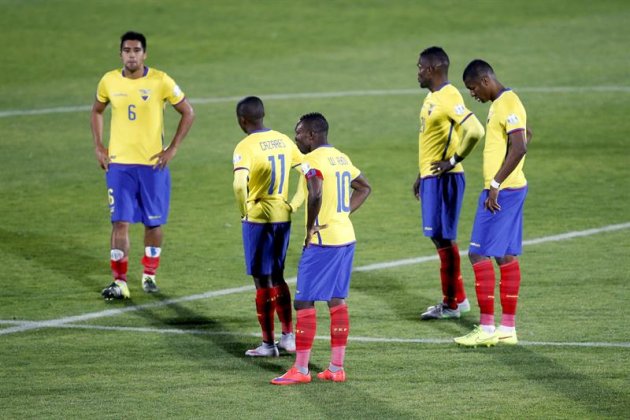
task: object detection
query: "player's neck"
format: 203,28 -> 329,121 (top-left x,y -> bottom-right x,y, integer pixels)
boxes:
123,65 -> 146,80
490,82 -> 506,101
429,78 -> 449,93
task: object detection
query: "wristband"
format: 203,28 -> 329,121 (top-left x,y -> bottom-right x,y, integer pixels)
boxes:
449,156 -> 458,166
490,179 -> 501,189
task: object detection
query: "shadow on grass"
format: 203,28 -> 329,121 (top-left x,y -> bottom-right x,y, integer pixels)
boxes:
129,291 -> 413,418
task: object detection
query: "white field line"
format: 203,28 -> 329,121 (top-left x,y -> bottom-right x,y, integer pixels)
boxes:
1,85 -> 629,118
0,321 -> 628,348
1,221 -> 629,337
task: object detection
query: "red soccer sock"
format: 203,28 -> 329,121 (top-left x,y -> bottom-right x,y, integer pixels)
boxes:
274,282 -> 293,334
110,257 -> 128,282
295,308 -> 317,371
141,255 -> 160,276
330,304 -> 349,367
473,259 -> 496,326
438,246 -> 462,309
499,260 -> 521,328
255,287 -> 277,343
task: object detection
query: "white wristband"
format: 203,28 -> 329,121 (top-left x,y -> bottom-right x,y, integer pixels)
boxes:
449,156 -> 458,166
490,179 -> 501,189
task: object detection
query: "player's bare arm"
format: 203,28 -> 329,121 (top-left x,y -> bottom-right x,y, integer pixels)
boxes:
151,98 -> 195,169
431,115 -> 484,176
304,174 -> 326,247
412,174 -> 422,200
349,174 -> 371,214
485,129 -> 528,212
90,99 -> 109,170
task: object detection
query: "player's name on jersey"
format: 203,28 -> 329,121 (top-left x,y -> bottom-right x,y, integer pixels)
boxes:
327,156 -> 349,166
259,139 -> 287,151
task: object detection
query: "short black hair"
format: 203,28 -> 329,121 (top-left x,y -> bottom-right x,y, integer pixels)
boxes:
236,96 -> 265,120
463,59 -> 494,82
297,112 -> 328,134
120,31 -> 147,51
420,46 -> 450,68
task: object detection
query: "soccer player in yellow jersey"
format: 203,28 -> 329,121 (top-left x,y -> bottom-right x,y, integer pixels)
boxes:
233,97 -> 304,357
90,31 -> 195,300
413,47 -> 485,320
272,113 -> 371,385
453,59 -> 532,347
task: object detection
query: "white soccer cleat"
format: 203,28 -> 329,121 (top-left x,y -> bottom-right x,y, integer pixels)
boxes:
278,332 -> 296,353
421,302 -> 460,320
458,298 -> 471,313
245,342 -> 280,357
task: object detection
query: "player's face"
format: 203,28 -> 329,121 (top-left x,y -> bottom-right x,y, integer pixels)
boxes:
294,122 -> 311,154
120,40 -> 146,73
417,56 -> 431,88
465,77 -> 490,103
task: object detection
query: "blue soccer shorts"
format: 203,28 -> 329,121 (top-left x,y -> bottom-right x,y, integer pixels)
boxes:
420,173 -> 465,240
295,243 -> 355,301
106,164 -> 171,227
469,186 -> 528,257
242,221 -> 291,277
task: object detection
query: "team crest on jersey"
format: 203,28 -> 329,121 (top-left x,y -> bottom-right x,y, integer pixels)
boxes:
454,104 -> 466,115
427,103 -> 435,116
506,114 -> 520,124
139,89 -> 151,101
233,153 -> 242,164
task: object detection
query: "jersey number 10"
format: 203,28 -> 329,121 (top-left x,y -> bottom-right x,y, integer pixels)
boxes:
336,171 -> 351,213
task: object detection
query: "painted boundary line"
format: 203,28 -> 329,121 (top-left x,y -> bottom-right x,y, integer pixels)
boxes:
0,321 -> 628,349
1,85 -> 629,118
1,222 -> 629,337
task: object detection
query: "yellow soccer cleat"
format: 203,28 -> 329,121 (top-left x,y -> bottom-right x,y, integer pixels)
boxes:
101,280 -> 130,300
494,329 -> 518,345
454,325 -> 499,347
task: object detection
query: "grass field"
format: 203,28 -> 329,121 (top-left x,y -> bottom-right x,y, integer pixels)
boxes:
1,0 -> 629,418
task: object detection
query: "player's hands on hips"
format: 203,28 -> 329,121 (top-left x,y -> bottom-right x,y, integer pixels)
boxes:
485,187 -> 501,213
430,159 -> 454,176
412,175 -> 422,200
95,144 -> 109,170
304,225 -> 328,247
151,147 -> 177,169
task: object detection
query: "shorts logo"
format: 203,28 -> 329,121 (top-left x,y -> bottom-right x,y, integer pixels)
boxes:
424,227 -> 433,231
470,242 -> 481,247
148,215 -> 162,220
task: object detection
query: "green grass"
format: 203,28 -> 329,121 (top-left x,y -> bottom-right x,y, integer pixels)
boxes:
1,0 -> 630,418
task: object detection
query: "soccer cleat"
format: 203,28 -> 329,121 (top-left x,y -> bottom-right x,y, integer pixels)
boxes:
454,325 -> 499,347
101,280 -> 130,300
421,302 -> 460,320
317,368 -> 346,382
457,298 -> 471,313
142,275 -> 160,293
271,367 -> 312,385
277,332 -> 296,353
245,342 -> 279,357
494,329 -> 518,345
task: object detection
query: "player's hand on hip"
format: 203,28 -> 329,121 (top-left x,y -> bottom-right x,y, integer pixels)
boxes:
95,144 -> 109,171
304,224 -> 328,247
430,159 -> 454,176
484,187 -> 501,213
412,175 -> 422,200
151,147 -> 177,169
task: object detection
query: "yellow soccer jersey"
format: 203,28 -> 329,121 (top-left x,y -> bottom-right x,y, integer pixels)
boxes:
300,145 -> 361,246
96,67 -> 185,165
418,83 -> 472,177
233,129 -> 303,223
483,89 -> 527,189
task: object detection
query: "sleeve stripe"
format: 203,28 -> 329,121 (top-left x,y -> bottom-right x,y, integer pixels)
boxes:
460,112 -> 473,125
507,128 -> 525,135
233,167 -> 249,172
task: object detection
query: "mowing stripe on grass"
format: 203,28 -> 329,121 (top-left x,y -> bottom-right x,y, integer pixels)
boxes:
1,85 -> 629,118
1,320 -> 628,348
1,221 -> 628,336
